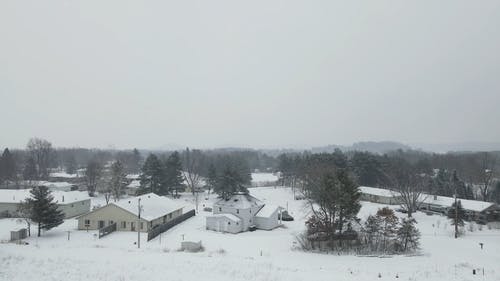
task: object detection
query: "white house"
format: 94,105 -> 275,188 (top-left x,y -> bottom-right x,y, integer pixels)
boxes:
206,192 -> 284,233
77,193 -> 185,232
0,189 -> 91,218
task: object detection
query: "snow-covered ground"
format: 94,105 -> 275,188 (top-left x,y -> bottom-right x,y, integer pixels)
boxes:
1,186 -> 499,281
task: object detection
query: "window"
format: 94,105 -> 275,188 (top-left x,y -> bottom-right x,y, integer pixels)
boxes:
140,222 -> 144,229
228,222 -> 231,225
82,202 -> 85,205
84,219 -> 90,226
236,209 -> 239,214
219,207 -> 222,212
121,221 -> 126,228
109,220 -> 114,225
168,213 -> 172,219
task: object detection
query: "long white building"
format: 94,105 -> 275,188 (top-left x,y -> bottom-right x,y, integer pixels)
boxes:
0,189 -> 91,218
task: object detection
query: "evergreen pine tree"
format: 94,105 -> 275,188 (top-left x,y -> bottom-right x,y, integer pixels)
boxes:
139,154 -> 164,195
206,163 -> 218,196
396,218 -> 420,252
109,160 -> 127,201
164,152 -> 184,197
0,148 -> 17,184
336,169 -> 361,236
24,186 -> 64,237
376,207 -> 399,252
448,200 -> 466,228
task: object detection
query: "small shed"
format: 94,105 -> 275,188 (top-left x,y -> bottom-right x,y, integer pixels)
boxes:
10,228 -> 27,241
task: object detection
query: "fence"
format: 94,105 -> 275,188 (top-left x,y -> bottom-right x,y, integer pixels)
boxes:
98,223 -> 116,239
147,209 -> 195,241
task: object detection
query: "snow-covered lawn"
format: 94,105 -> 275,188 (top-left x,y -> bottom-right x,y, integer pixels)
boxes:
1,186 -> 499,281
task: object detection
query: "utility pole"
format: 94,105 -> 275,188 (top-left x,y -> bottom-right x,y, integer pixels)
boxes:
138,197 -> 142,248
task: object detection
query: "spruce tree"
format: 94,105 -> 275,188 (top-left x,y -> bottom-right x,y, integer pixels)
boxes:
448,200 -> 466,228
164,152 -> 184,197
139,154 -> 164,195
376,207 -> 399,252
336,169 -> 361,236
109,160 -> 127,201
24,186 -> 64,237
206,163 -> 218,196
0,148 -> 17,184
396,218 -> 420,252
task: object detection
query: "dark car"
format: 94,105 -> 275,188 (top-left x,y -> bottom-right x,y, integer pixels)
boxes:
281,210 -> 294,221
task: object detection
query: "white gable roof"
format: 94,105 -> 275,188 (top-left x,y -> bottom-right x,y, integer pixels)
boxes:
111,193 -> 184,221
210,213 -> 242,222
214,193 -> 264,209
0,189 -> 89,204
255,204 -> 283,218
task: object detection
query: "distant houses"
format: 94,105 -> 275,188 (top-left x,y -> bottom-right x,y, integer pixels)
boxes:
358,185 -> 500,223
420,195 -> 500,223
0,189 -> 90,218
206,192 -> 284,234
77,193 -> 184,232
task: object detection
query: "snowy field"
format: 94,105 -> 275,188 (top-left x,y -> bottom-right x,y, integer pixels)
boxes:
1,186 -> 499,281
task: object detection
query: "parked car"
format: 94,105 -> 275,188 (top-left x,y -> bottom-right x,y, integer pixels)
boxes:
281,210 -> 294,221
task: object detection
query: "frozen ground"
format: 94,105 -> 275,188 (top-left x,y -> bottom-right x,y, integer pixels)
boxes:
1,186 -> 499,281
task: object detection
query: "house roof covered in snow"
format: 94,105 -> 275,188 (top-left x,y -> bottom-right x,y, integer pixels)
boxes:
0,189 -> 89,204
255,204 -> 283,218
210,213 -> 242,222
127,180 -> 140,189
359,186 -> 400,198
111,193 -> 184,221
251,173 -> 278,183
421,195 -> 496,212
214,193 -> 264,209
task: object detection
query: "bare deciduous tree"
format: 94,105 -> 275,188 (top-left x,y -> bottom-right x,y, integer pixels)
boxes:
26,138 -> 54,180
384,158 -> 428,217
182,148 -> 204,195
85,160 -> 103,197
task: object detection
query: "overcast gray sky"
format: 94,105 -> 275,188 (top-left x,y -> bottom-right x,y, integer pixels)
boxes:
1,1 -> 500,150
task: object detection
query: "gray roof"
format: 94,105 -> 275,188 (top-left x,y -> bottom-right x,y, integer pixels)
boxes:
214,193 -> 264,209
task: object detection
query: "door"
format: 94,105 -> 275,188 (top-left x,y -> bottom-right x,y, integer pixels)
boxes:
131,222 -> 135,231
98,220 -> 105,228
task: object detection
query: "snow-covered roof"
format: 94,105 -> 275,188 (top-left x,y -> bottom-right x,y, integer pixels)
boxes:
359,186 -> 399,197
209,213 -> 242,222
50,172 -> 79,178
421,195 -> 496,212
126,174 -> 140,180
0,189 -> 89,204
251,173 -> 278,183
214,193 -> 264,209
111,193 -> 184,221
255,204 -> 283,218
127,180 -> 140,189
